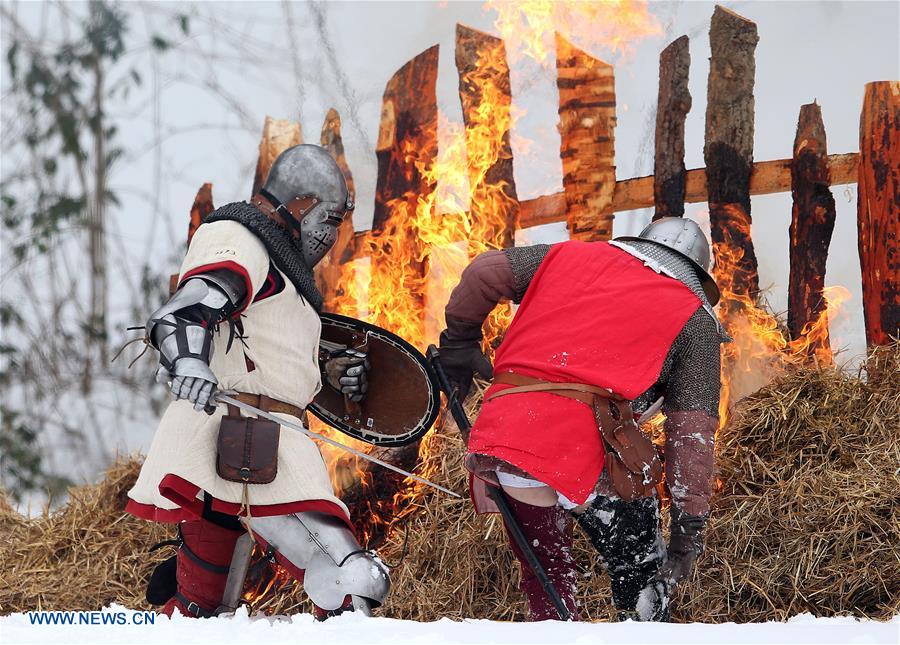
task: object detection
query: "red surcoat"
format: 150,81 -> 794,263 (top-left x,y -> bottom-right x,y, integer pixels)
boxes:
467,240 -> 702,504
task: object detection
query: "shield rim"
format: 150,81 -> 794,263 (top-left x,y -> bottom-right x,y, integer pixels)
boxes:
308,312 -> 441,447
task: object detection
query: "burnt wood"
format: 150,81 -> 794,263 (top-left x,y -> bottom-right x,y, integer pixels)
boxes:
704,5 -> 760,300
187,182 -> 214,246
316,108 -> 356,306
171,183 -> 216,295
789,102 -> 836,360
455,24 -> 519,251
514,154 -> 859,229
250,117 -> 302,197
857,81 -> 900,346
372,45 -> 439,234
653,35 -> 691,221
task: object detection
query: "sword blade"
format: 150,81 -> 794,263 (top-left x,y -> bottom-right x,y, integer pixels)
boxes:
215,393 -> 461,499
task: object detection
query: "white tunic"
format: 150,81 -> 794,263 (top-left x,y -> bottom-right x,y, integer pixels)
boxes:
128,220 -> 349,522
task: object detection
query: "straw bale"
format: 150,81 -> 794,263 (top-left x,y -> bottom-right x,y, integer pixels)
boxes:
1,344 -> 897,622
0,459 -> 175,614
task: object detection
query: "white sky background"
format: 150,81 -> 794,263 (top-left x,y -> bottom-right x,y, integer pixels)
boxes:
1,0 -> 898,488
109,0 -> 897,363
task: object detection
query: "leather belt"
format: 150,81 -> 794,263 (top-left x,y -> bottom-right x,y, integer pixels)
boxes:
227,392 -> 305,420
488,372 -> 621,406
486,371 -> 663,502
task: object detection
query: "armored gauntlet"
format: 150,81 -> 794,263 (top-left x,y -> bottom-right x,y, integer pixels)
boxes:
323,349 -> 370,402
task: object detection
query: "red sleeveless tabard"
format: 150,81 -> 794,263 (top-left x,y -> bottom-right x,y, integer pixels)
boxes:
467,240 -> 701,504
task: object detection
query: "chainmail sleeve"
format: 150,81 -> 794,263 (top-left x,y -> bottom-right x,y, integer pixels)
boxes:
502,244 -> 552,304
662,308 -> 722,415
661,307 -> 723,516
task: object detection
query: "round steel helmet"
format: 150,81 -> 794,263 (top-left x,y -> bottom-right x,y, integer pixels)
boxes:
616,216 -> 720,305
262,144 -> 354,268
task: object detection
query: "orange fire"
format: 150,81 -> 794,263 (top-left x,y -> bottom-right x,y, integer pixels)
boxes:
314,3 -> 667,539
486,0 -> 663,65
710,212 -> 851,428
243,0 -> 848,610
311,36 -> 521,548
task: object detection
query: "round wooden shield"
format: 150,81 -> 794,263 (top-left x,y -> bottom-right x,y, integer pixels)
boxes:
308,313 -> 440,447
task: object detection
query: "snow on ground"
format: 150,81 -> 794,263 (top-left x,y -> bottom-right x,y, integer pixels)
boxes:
1,606 -> 897,645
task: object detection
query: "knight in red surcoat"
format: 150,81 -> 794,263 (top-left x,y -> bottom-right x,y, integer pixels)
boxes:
439,217 -> 727,621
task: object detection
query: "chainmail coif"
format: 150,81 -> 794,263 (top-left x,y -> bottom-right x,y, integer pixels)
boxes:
204,201 -> 324,311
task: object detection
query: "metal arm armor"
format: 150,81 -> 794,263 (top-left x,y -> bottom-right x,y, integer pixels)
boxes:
146,269 -> 248,376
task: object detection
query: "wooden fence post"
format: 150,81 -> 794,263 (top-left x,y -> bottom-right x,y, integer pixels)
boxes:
455,24 -> 519,251
316,108 -> 356,306
654,35 -> 691,221
788,102 -> 836,360
555,33 -> 617,241
250,117 -> 302,196
370,45 -> 439,340
705,5 -> 760,301
170,183 -> 215,295
858,81 -> 900,346
372,46 -> 439,235
187,183 -> 214,245
347,47 -> 440,539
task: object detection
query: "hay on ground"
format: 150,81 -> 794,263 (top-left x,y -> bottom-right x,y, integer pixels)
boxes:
1,344 -> 898,622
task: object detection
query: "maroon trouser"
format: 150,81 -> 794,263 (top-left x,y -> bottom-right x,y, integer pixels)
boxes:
501,492 -> 666,622
499,493 -> 580,621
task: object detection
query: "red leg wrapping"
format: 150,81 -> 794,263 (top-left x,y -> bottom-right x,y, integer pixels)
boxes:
163,518 -> 243,618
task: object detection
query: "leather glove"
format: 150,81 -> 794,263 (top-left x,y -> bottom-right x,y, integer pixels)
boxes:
438,316 -> 493,401
164,357 -> 218,412
653,506 -> 707,586
324,349 -> 370,403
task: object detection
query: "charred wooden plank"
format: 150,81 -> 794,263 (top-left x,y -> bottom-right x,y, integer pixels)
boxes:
369,44 -> 439,340
250,116 -> 302,196
555,33 -> 616,241
654,35 -> 691,221
455,24 -> 519,251
704,5 -> 760,300
788,102 -> 836,359
171,183 -> 216,295
372,45 -> 439,234
316,108 -> 357,307
857,81 -> 900,346
187,182 -> 214,245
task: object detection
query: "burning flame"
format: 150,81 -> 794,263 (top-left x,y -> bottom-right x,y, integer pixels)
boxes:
316,37 -> 520,547
243,0 -> 846,610
486,0 -> 663,65
710,209 -> 851,428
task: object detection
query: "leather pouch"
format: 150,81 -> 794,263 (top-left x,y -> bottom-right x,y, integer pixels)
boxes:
593,397 -> 663,501
216,414 -> 280,484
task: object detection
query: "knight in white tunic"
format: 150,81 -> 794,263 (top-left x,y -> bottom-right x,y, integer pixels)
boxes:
127,145 -> 388,619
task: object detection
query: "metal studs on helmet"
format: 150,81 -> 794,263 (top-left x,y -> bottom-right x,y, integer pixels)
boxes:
262,144 -> 353,268
616,217 -> 720,305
